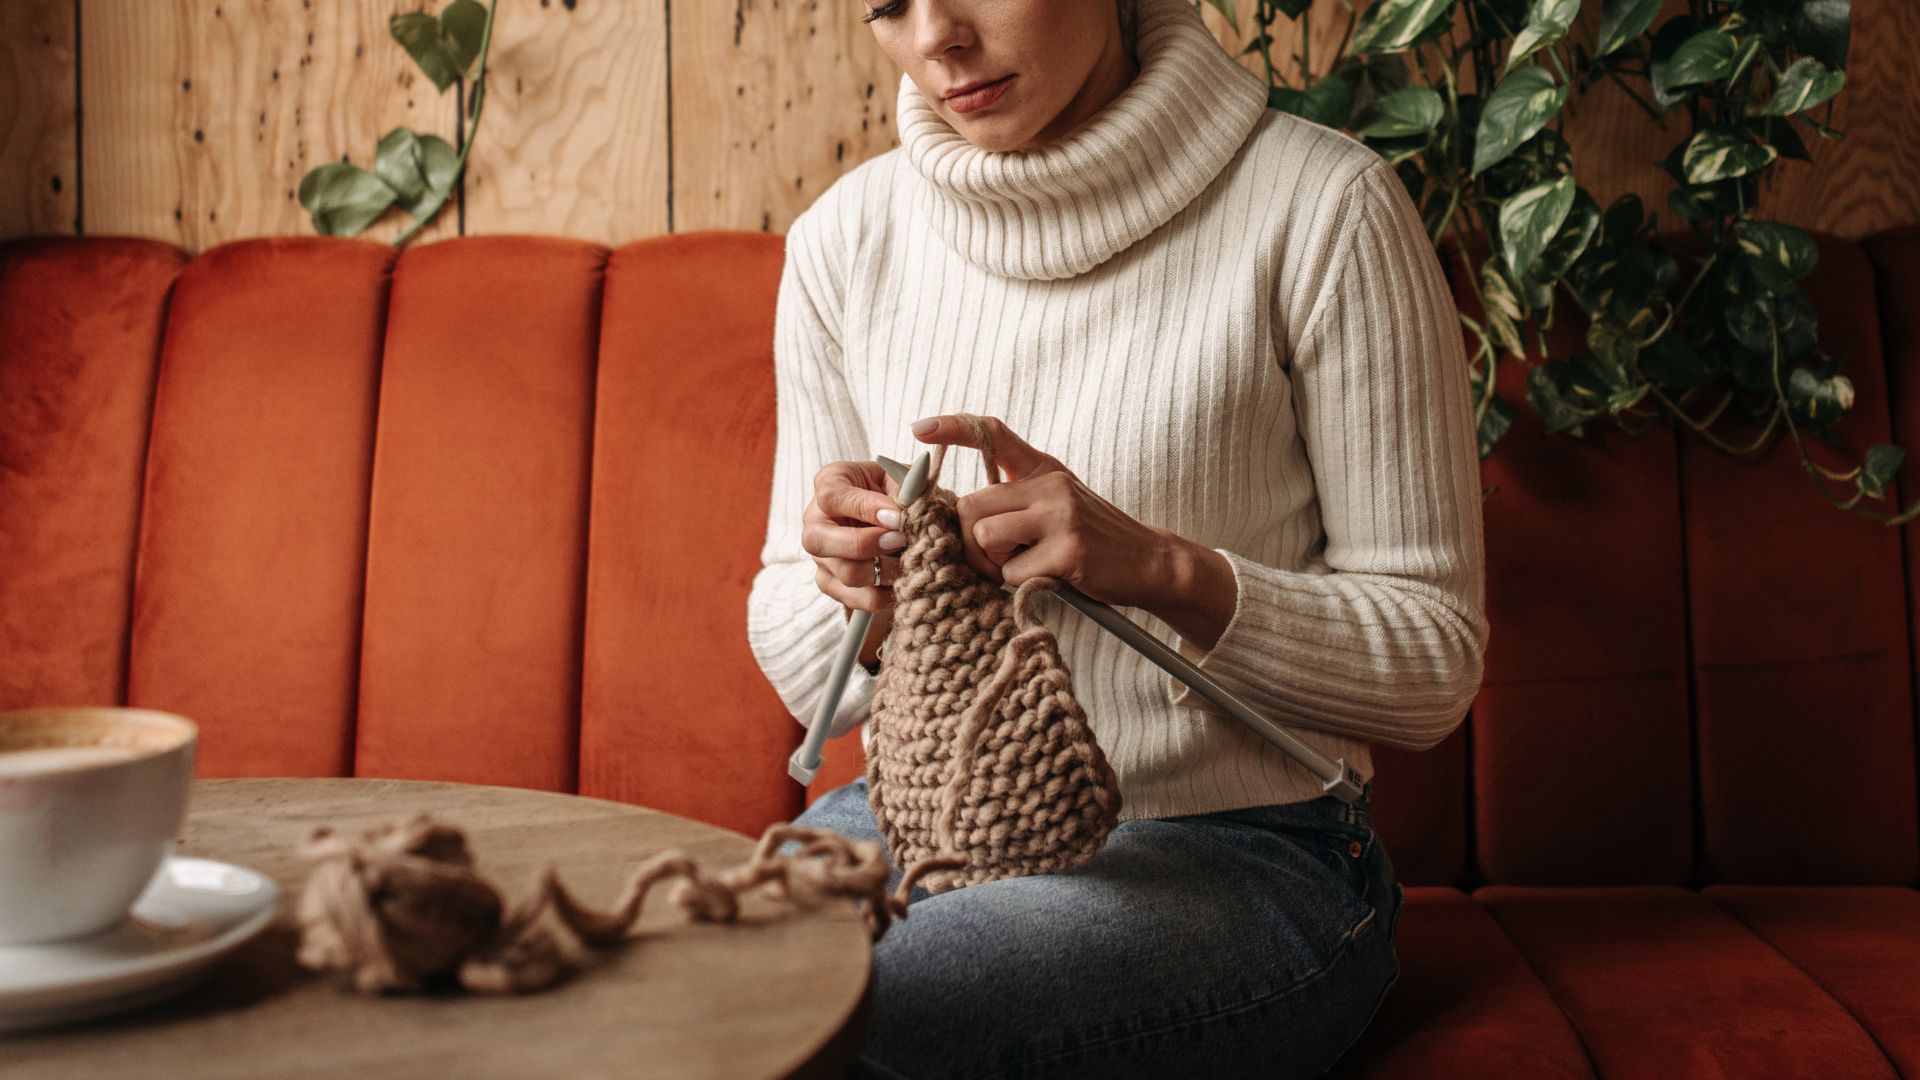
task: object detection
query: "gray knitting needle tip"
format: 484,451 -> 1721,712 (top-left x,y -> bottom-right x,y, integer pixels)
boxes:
864,457 -> 1363,804
788,449 -> 934,787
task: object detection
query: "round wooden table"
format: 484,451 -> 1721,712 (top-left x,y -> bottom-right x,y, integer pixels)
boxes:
5,778 -> 874,1079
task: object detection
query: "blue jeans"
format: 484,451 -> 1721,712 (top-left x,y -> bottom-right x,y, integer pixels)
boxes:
788,775 -> 1405,1079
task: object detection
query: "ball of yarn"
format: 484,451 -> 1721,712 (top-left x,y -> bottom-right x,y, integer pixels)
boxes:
291,814 -> 947,995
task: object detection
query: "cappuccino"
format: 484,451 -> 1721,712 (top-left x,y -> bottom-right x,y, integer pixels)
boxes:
0,745 -> 144,777
0,708 -> 198,945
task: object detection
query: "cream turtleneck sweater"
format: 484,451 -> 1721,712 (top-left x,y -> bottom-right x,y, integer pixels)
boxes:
745,0 -> 1489,820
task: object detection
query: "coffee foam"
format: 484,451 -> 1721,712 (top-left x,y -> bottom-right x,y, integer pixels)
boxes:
0,710 -> 195,775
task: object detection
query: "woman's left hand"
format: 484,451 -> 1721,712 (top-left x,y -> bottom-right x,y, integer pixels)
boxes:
908,414 -> 1187,612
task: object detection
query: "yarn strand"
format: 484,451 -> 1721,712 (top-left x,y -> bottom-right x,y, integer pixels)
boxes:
292,814 -> 939,995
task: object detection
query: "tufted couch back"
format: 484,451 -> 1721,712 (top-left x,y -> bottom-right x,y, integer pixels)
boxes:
4,229 -> 1918,887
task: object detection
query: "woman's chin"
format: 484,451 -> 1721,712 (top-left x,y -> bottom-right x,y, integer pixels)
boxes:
948,114 -> 1044,153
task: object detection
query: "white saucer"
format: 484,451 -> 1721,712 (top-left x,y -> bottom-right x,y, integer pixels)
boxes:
0,856 -> 280,1033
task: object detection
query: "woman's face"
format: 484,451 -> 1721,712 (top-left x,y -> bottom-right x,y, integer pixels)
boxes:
862,0 -> 1135,153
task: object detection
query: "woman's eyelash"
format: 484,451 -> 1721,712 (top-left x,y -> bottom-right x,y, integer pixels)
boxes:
863,0 -> 905,22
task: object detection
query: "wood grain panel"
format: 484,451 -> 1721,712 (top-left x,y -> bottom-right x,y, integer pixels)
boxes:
0,1 -> 77,237
1538,0 -> 1915,242
13,0 -> 1914,249
461,0 -> 669,243
81,0 -> 452,250
671,0 -> 900,234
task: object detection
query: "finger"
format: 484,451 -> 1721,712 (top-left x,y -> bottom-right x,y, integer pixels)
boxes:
970,507 -> 1046,569
813,461 -> 902,525
802,515 -> 899,562
817,562 -> 893,614
997,536 -> 1059,588
821,547 -> 904,589
909,414 -> 1061,482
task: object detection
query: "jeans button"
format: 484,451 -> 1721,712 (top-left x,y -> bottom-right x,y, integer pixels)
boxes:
1348,839 -> 1364,858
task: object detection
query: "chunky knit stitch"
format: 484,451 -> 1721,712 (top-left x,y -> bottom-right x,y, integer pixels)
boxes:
865,415 -> 1123,893
746,0 -> 1490,821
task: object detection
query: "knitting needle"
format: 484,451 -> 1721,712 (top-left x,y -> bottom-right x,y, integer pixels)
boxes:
787,449 -> 935,787
869,457 -> 1365,804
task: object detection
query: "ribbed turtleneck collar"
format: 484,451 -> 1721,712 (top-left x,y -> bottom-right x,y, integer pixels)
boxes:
895,0 -> 1268,281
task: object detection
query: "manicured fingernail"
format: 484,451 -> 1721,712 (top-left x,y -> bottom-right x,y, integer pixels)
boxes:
911,417 -> 937,435
879,531 -> 905,550
877,509 -> 901,528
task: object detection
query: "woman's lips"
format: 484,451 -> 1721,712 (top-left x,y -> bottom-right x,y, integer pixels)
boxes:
947,74 -> 1014,114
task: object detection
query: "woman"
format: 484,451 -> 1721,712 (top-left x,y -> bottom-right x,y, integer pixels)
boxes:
744,0 -> 1490,1074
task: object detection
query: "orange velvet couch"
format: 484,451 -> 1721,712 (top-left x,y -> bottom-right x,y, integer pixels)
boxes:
4,227 -> 1918,1077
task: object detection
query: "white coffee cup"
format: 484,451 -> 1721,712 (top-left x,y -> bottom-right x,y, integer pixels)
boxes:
0,707 -> 198,945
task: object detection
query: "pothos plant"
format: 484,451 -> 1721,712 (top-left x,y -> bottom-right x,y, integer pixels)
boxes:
297,0 -> 499,247
1199,0 -> 1916,523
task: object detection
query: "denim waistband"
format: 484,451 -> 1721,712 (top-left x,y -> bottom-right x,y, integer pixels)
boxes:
1185,779 -> 1375,834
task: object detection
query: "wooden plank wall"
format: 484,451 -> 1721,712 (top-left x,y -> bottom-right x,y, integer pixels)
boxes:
2,0 -> 1915,250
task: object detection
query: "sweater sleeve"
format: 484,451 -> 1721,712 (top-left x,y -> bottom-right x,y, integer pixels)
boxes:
1162,158 -> 1490,753
745,204 -> 879,742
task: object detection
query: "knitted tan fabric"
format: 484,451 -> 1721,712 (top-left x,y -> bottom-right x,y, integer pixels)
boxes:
866,414 -> 1123,895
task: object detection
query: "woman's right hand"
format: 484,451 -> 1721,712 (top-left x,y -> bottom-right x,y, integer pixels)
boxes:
805,461 -> 908,614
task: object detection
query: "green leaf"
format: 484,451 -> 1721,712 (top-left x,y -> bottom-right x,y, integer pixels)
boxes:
389,1 -> 486,94
1600,193 -> 1644,249
1506,0 -> 1579,74
1596,0 -> 1661,58
440,0 -> 489,72
417,135 -> 459,199
374,128 -> 461,219
1664,28 -> 1737,87
1469,366 -> 1518,458
1498,174 -> 1575,281
1526,364 -> 1594,436
1858,444 -> 1906,499
374,128 -> 428,208
1356,87 -> 1444,138
1638,332 -> 1714,389
1199,0 -> 1239,33
1268,77 -> 1355,129
1723,292 -> 1774,352
1735,220 -> 1819,292
1586,317 -> 1640,371
1791,0 -> 1850,69
1786,366 -> 1854,425
1565,350 -> 1647,413
1472,66 -> 1567,176
1647,15 -> 1705,107
1681,125 -> 1778,184
1764,115 -> 1813,161
390,13 -> 460,93
1351,0 -> 1454,55
1528,186 -> 1600,285
1756,57 -> 1846,116
297,162 -> 398,237
1334,52 -> 1412,127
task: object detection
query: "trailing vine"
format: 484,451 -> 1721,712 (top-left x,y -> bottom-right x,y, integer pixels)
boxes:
1200,0 -> 1915,522
298,0 -> 498,248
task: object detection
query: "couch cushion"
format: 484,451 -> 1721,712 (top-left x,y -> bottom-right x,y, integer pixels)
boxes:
0,237 -> 184,709
1477,886 -> 1896,1077
1441,237 -> 1696,888
128,237 -> 392,776
1684,236 -> 1917,886
582,231 -> 804,835
355,237 -> 605,790
1330,887 -> 1591,1078
1369,732 -> 1470,888
1706,885 -> 1920,1075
